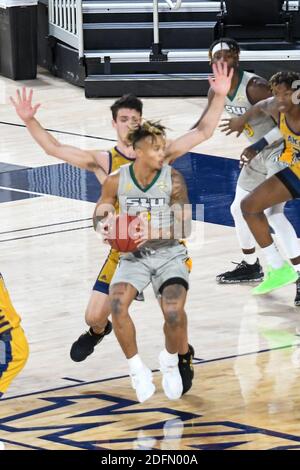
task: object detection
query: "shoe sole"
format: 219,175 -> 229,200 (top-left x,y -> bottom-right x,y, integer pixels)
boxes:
217,277 -> 264,284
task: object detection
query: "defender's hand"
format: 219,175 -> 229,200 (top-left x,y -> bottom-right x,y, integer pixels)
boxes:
10,87 -> 41,124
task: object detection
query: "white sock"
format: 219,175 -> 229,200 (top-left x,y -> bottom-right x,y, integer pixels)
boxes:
161,349 -> 178,366
128,354 -> 144,374
243,253 -> 257,265
262,243 -> 285,269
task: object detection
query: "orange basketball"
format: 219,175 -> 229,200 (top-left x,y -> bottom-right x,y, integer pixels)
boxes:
108,214 -> 141,252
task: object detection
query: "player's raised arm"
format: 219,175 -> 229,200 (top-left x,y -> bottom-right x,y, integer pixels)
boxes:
10,87 -> 110,175
164,61 -> 233,162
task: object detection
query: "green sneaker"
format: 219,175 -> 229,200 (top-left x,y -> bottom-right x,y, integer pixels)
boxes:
252,262 -> 298,295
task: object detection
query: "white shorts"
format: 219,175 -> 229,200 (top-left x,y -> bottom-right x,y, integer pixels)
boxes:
237,143 -> 288,192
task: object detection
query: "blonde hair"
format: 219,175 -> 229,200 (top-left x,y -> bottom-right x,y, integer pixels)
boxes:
127,120 -> 166,148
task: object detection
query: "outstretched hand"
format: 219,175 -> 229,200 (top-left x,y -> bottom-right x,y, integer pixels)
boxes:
10,87 -> 41,124
208,61 -> 234,97
219,117 -> 245,137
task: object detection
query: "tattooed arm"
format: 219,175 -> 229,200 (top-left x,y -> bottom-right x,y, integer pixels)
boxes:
170,168 -> 192,239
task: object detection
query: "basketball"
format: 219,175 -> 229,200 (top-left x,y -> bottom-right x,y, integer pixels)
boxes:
107,214 -> 141,252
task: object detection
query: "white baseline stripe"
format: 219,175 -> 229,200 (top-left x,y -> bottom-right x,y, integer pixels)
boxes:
0,185 -> 64,198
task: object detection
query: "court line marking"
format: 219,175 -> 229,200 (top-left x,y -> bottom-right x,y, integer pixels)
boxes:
0,226 -> 93,243
0,185 -> 65,198
1,343 -> 297,402
0,438 -> 43,451
0,121 -> 116,143
61,377 -> 86,384
0,218 -> 92,235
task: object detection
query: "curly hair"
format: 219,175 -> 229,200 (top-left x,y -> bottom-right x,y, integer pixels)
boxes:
208,38 -> 240,61
127,120 -> 166,149
269,71 -> 300,90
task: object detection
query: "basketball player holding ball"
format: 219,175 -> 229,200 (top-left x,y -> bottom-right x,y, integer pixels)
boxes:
11,60 -> 232,379
94,61 -> 233,402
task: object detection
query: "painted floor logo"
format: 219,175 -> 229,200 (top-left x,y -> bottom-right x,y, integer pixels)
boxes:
1,389 -> 300,450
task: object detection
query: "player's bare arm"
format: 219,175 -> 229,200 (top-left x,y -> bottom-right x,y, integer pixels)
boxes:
222,97 -> 279,139
246,77 -> 273,105
10,87 -> 110,176
170,168 -> 192,239
219,78 -> 273,136
240,124 -> 283,167
164,61 -> 233,162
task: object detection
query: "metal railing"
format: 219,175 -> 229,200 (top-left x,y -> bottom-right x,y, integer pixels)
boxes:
152,0 -> 182,52
164,0 -> 182,9
46,0 -> 184,60
48,0 -> 84,58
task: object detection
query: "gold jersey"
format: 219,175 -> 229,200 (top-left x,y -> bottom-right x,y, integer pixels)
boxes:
108,146 -> 136,174
279,113 -> 300,165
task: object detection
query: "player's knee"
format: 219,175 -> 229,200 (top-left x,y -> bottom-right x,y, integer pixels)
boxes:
162,299 -> 185,328
110,297 -> 126,318
164,306 -> 182,327
85,308 -> 106,327
240,195 -> 257,216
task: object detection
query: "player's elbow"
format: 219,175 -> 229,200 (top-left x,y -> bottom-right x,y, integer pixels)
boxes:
45,142 -> 61,158
202,126 -> 214,141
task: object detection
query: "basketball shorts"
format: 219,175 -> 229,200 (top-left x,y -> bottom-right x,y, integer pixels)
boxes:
93,248 -> 120,294
276,165 -> 300,199
110,242 -> 191,297
238,143 -> 288,192
0,326 -> 29,397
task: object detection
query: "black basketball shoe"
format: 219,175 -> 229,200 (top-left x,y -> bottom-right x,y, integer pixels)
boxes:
295,274 -> 300,307
216,258 -> 264,284
178,344 -> 195,395
70,320 -> 112,362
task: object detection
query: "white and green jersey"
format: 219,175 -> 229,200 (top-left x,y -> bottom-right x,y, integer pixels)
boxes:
225,70 -> 276,144
117,163 -> 175,249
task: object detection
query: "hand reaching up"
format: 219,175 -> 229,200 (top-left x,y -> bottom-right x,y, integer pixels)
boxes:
10,87 -> 41,124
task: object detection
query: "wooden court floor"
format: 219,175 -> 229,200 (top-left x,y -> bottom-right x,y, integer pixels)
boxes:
0,69 -> 299,450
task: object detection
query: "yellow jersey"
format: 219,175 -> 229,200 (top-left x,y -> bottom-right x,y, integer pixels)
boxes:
279,113 -> 300,165
0,274 -> 21,334
108,147 -> 136,214
108,147 -> 136,174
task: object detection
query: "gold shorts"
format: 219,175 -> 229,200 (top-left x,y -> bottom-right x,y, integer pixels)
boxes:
93,248 -> 120,294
